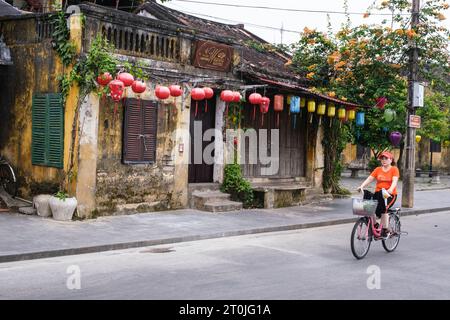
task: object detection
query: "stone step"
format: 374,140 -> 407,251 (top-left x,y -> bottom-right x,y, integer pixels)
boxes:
203,200 -> 243,212
188,183 -> 221,194
192,191 -> 231,210
18,206 -> 37,215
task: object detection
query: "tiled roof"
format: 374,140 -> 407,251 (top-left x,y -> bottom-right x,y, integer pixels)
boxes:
136,1 -> 359,107
0,0 -> 21,16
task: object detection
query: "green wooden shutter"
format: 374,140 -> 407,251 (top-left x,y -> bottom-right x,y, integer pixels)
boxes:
47,94 -> 64,168
32,94 -> 47,166
32,93 -> 64,168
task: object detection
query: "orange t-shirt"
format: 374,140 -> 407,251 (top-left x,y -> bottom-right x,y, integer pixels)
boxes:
370,166 -> 400,194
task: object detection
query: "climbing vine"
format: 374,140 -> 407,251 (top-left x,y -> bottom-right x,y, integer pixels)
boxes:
50,11 -> 145,196
322,118 -> 352,195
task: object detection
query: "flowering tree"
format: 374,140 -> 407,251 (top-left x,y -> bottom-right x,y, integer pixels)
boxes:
288,0 -> 449,190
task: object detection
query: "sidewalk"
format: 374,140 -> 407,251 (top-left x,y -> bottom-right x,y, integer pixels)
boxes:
1,181 -> 450,263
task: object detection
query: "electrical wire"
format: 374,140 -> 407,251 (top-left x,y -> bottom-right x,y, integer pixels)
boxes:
171,0 -> 409,16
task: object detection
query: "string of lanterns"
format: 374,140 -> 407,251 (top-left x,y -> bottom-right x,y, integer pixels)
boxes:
97,73 -> 404,148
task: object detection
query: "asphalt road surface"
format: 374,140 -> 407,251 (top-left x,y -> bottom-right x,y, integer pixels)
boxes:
0,211 -> 449,300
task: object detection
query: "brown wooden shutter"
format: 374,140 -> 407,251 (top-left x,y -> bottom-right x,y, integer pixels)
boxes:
142,100 -> 157,162
123,98 -> 158,164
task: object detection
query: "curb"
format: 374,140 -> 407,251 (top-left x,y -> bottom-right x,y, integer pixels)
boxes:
1,207 -> 449,264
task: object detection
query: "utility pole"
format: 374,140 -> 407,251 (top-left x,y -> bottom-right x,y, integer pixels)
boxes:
402,0 -> 420,208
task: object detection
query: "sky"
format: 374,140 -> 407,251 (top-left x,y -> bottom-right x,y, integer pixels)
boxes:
160,0 -> 450,45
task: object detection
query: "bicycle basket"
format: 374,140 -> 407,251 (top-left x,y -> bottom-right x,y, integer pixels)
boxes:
352,198 -> 378,216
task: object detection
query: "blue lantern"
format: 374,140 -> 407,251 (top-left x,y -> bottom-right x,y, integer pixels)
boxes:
290,96 -> 301,129
356,112 -> 365,127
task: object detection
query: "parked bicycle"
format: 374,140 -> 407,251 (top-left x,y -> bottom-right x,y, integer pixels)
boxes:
350,193 -> 403,259
0,155 -> 17,198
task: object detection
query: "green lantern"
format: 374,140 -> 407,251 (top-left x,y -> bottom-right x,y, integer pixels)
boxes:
384,109 -> 395,123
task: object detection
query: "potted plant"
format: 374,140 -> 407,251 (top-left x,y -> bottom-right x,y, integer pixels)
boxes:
48,190 -> 77,221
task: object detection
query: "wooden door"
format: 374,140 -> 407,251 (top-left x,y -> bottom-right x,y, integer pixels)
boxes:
241,98 -> 307,178
188,97 -> 216,183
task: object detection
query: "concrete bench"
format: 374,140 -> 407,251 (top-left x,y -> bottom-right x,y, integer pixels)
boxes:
348,161 -> 368,178
251,182 -> 312,209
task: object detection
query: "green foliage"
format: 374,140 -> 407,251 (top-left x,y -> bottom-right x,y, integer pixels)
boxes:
51,10 -> 76,67
221,163 -> 254,208
322,118 -> 352,195
55,190 -> 68,201
417,91 -> 450,142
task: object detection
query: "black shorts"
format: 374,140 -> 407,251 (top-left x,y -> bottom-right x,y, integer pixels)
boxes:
363,190 -> 397,218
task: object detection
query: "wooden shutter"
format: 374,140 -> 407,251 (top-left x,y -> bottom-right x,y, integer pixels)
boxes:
31,93 -> 64,168
47,94 -> 64,168
123,98 -> 158,164
32,94 -> 47,166
142,100 -> 157,162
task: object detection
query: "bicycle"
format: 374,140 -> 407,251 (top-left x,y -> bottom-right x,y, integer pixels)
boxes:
0,155 -> 17,198
350,193 -> 403,260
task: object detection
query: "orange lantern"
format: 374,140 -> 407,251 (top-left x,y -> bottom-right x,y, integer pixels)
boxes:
274,95 -> 284,127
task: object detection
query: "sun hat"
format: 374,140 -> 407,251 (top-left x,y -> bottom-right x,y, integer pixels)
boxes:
378,151 -> 394,160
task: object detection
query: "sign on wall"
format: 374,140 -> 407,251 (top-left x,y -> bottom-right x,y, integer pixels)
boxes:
193,40 -> 233,72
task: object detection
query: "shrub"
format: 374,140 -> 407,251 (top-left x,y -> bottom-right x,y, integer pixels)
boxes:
221,163 -> 254,208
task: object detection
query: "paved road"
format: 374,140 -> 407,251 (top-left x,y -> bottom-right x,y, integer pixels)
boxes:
0,211 -> 449,300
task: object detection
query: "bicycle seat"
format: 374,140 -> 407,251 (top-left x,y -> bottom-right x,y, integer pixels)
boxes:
388,207 -> 401,213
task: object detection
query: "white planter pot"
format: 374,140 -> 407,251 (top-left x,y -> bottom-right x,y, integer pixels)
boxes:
33,194 -> 53,217
49,196 -> 77,221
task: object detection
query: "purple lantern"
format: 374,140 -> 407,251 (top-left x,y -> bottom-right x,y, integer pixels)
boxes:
389,131 -> 402,147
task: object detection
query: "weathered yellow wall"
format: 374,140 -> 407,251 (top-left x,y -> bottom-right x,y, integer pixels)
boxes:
0,17 -> 79,198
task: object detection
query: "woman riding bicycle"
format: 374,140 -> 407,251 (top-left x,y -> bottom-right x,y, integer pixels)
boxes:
357,151 -> 399,239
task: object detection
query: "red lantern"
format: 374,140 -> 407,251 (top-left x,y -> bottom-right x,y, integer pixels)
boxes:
169,85 -> 183,97
109,79 -> 124,102
274,94 -> 284,127
203,87 -> 214,113
109,79 -> 125,121
375,97 -> 388,109
191,88 -> 206,117
232,91 -> 241,103
220,90 -> 234,120
131,80 -> 146,94
97,72 -> 112,86
117,72 -> 134,87
260,97 -> 270,126
155,86 -> 170,100
249,92 -> 262,120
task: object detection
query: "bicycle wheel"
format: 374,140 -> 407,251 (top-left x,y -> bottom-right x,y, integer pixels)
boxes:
382,214 -> 401,252
351,217 -> 372,259
0,163 -> 17,197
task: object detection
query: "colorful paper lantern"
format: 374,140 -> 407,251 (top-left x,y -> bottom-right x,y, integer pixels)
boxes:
274,94 -> 284,127
155,86 -> 170,100
415,135 -> 422,143
348,109 -> 356,121
249,92 -> 262,121
203,87 -> 214,113
97,72 -> 112,86
327,103 -> 336,117
191,88 -> 206,117
389,131 -> 402,147
290,96 -> 300,129
307,100 -> 316,123
356,112 -> 365,127
375,96 -> 388,109
117,72 -> 134,87
384,109 -> 395,123
338,107 -> 346,120
169,85 -> 183,97
260,97 -> 270,126
317,102 -> 326,125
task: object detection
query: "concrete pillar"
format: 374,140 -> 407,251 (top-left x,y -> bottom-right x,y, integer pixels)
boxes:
314,126 -> 325,188
76,94 -> 99,218
214,98 -> 225,183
